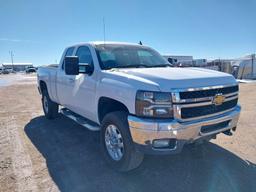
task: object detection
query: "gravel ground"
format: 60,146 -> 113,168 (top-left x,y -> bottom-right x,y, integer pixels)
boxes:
0,74 -> 255,192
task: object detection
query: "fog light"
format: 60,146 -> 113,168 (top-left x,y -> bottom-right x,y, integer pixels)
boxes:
153,139 -> 170,148
152,139 -> 177,149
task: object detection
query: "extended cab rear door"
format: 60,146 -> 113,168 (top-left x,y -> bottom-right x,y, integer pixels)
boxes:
56,46 -> 75,107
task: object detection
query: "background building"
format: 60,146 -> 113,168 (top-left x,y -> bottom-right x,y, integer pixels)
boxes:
193,59 -> 207,67
163,53 -> 256,80
205,59 -> 233,72
2,63 -> 33,72
233,54 -> 256,79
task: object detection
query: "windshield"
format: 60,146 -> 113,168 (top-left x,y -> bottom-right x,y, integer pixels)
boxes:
95,44 -> 171,69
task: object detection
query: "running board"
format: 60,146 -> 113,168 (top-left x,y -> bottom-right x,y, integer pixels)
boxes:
60,108 -> 100,131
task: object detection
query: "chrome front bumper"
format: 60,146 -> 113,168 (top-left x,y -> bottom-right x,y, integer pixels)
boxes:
128,105 -> 241,154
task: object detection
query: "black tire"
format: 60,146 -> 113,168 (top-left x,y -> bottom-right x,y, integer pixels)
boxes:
42,89 -> 59,119
100,111 -> 144,172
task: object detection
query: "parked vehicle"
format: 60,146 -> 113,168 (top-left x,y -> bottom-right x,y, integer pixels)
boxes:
25,66 -> 37,73
2,68 -> 12,74
37,42 -> 241,171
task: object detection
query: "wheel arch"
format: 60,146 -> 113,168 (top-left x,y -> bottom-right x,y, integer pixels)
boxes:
98,97 -> 129,123
39,80 -> 48,94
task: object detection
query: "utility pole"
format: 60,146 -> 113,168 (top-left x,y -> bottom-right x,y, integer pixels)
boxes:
9,51 -> 14,71
252,53 -> 255,79
219,58 -> 221,71
103,17 -> 106,45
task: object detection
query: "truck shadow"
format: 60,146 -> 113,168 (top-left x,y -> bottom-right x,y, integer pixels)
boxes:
25,115 -> 256,192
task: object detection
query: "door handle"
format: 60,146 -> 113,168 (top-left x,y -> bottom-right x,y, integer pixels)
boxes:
68,78 -> 75,83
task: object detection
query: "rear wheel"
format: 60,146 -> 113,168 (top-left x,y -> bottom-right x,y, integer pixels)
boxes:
100,111 -> 144,172
42,89 -> 59,119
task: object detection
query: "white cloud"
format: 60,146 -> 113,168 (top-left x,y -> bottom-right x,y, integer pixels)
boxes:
0,38 -> 39,43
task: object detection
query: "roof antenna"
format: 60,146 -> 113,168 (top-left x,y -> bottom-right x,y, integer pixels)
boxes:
103,17 -> 106,46
139,41 -> 143,45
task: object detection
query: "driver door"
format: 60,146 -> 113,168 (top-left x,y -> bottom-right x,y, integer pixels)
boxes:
66,46 -> 97,120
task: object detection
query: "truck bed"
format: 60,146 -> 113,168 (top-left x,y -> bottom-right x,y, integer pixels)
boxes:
37,66 -> 59,102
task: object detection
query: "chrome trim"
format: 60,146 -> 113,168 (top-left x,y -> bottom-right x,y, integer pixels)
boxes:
143,97 -> 172,105
144,104 -> 172,109
171,83 -> 238,93
144,100 -> 171,105
171,83 -> 238,103
174,95 -> 238,108
215,95 -> 238,103
225,91 -> 239,97
175,92 -> 238,104
176,96 -> 213,104
174,101 -> 213,108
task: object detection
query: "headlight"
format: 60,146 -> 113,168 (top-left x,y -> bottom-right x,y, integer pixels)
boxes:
135,91 -> 173,118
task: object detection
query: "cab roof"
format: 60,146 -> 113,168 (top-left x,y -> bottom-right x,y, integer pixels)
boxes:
69,41 -> 145,47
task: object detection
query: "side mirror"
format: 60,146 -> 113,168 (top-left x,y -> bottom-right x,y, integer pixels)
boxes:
64,56 -> 94,75
64,56 -> 79,75
168,58 -> 173,64
79,63 -> 94,75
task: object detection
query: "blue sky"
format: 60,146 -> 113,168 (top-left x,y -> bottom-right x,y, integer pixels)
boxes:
0,0 -> 255,66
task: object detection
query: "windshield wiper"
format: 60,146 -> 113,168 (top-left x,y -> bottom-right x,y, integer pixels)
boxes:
104,63 -> 173,70
119,64 -> 174,68
146,64 -> 173,68
114,64 -> 150,69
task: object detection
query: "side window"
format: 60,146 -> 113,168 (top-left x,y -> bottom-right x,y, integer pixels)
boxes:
62,47 -> 75,69
75,46 -> 94,65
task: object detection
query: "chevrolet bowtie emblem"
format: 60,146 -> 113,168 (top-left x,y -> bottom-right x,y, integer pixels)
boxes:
213,94 -> 225,105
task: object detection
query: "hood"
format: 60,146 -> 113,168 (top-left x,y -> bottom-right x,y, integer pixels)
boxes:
111,67 -> 236,92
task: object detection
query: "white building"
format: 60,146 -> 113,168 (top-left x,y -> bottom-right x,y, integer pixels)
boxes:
193,59 -> 207,66
2,63 -> 33,72
233,54 -> 256,79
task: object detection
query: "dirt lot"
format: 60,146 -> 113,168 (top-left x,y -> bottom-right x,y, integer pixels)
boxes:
0,74 -> 255,192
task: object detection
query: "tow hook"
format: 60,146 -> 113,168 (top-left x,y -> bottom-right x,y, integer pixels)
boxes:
223,129 -> 233,136
232,126 -> 237,131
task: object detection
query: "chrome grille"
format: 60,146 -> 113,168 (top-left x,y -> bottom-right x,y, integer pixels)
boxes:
181,98 -> 238,119
172,84 -> 239,121
180,85 -> 238,99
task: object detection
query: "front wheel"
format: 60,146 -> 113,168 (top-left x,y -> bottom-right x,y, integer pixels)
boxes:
100,111 -> 144,172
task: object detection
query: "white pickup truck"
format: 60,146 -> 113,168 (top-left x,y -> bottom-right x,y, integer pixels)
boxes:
37,41 -> 241,171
